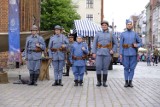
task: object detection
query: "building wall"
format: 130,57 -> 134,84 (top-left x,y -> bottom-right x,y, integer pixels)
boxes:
146,2 -> 150,44
0,0 -> 40,33
73,0 -> 102,25
0,0 -> 8,32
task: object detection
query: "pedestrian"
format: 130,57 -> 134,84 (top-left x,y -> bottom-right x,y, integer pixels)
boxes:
153,48 -> 159,66
63,34 -> 75,76
48,25 -> 69,86
25,25 -> 46,86
70,35 -> 89,86
92,20 -> 118,87
146,50 -> 151,66
119,19 -> 142,88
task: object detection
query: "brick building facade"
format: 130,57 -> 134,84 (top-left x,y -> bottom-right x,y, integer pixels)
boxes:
0,0 -> 40,32
0,0 -> 8,32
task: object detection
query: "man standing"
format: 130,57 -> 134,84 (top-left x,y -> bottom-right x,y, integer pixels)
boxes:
92,21 -> 118,87
64,34 -> 75,76
153,48 -> 159,66
71,35 -> 88,86
25,25 -> 46,86
48,25 -> 69,86
120,20 -> 142,87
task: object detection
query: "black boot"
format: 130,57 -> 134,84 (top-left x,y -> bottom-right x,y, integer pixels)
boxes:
63,68 -> 69,76
74,80 -> 78,86
79,80 -> 83,86
59,79 -> 63,86
52,80 -> 59,86
124,80 -> 128,87
96,74 -> 101,87
103,74 -> 108,87
28,74 -> 34,85
33,74 -> 39,86
128,80 -> 133,87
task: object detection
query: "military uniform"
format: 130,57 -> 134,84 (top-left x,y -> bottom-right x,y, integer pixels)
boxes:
70,36 -> 88,86
25,25 -> 46,86
48,25 -> 69,86
92,21 -> 118,87
120,20 -> 142,87
64,35 -> 75,76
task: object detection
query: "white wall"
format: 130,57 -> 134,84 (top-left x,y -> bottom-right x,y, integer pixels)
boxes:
73,0 -> 101,25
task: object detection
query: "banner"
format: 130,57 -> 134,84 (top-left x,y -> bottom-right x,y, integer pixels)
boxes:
8,0 -> 20,62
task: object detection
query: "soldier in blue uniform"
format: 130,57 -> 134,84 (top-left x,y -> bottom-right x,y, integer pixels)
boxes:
48,25 -> 69,86
92,21 -> 118,87
119,20 -> 142,87
64,34 -> 75,76
25,25 -> 46,86
70,35 -> 89,86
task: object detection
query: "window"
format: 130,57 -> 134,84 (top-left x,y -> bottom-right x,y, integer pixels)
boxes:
86,0 -> 93,8
86,14 -> 93,21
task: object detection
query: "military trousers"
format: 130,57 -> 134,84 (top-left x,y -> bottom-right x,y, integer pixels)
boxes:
96,55 -> 111,74
72,66 -> 85,81
27,60 -> 41,74
52,60 -> 65,80
122,56 -> 137,80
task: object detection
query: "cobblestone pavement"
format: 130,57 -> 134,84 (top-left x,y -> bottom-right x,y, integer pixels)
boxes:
0,62 -> 160,107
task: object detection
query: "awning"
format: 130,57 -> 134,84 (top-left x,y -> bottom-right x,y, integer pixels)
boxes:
74,20 -> 102,37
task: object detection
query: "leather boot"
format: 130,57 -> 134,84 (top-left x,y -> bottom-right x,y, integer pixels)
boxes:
59,79 -> 63,86
63,68 -> 69,76
28,74 -> 34,85
128,80 -> 133,87
33,74 -> 39,86
96,74 -> 101,87
52,80 -> 59,86
74,80 -> 78,86
79,80 -> 83,86
103,74 -> 108,87
124,80 -> 128,87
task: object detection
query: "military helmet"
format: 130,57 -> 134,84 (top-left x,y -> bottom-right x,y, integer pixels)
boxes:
54,25 -> 62,30
101,20 -> 109,26
68,34 -> 74,38
31,25 -> 38,31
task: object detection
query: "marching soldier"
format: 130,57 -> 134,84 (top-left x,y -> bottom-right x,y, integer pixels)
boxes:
48,25 -> 69,86
119,20 -> 142,87
92,21 -> 118,87
25,25 -> 46,86
64,34 -> 75,76
70,35 -> 89,86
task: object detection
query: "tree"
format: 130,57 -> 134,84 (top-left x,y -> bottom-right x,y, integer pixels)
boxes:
40,0 -> 80,32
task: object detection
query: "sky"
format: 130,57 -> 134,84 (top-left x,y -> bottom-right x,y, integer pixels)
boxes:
104,0 -> 150,32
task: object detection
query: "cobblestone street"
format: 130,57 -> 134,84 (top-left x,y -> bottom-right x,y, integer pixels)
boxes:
0,62 -> 160,107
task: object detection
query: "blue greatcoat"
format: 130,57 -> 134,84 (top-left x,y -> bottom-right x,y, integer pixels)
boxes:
48,34 -> 69,80
119,30 -> 142,80
70,42 -> 89,81
25,34 -> 46,74
92,30 -> 118,74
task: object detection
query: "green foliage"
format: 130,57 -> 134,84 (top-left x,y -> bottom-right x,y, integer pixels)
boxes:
40,0 -> 80,32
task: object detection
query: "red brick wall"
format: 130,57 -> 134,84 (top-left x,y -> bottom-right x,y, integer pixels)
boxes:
0,0 -> 8,32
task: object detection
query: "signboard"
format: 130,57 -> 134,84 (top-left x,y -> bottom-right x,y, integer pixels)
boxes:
8,0 -> 20,62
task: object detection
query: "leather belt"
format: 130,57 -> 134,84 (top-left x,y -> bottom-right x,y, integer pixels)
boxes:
72,55 -> 87,60
32,47 -> 43,52
122,44 -> 134,48
97,43 -> 112,49
50,47 -> 66,52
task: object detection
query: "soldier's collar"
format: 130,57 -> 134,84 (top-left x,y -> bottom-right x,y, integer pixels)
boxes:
32,34 -> 38,38
103,30 -> 109,33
